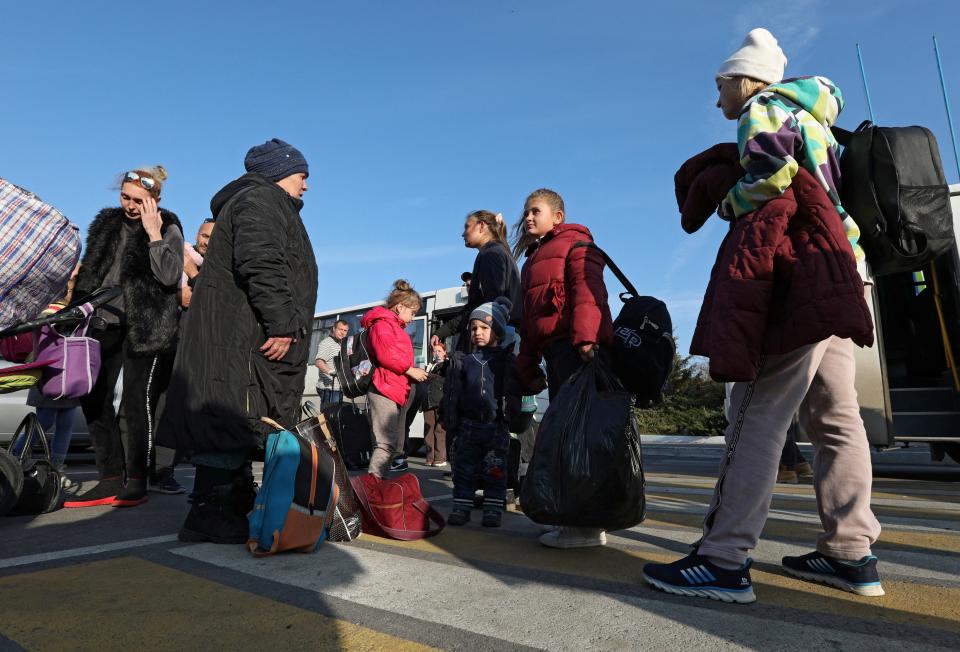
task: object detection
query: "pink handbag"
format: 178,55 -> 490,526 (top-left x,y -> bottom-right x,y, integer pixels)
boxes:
34,302 -> 101,399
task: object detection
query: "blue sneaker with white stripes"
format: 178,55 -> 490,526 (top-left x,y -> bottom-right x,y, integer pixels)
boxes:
642,553 -> 756,604
781,551 -> 884,596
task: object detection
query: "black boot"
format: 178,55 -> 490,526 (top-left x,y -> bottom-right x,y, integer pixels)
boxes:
230,461 -> 256,517
178,485 -> 249,544
113,477 -> 149,508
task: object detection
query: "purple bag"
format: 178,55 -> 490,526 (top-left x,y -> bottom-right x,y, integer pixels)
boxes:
34,303 -> 101,399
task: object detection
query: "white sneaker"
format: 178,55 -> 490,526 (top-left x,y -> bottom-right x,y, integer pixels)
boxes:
539,526 -> 606,548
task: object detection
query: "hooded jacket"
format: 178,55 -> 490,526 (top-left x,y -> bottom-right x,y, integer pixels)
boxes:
721,76 -> 863,264
157,173 -> 318,453
74,207 -> 183,356
362,305 -> 414,406
516,223 -> 613,388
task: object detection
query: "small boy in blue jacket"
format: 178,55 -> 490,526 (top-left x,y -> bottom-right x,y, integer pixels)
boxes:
442,297 -> 520,527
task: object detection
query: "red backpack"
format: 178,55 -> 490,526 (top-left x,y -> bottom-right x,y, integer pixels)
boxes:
349,473 -> 445,540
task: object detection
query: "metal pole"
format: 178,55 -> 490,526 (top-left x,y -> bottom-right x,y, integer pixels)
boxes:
933,35 -> 960,183
856,43 -> 876,123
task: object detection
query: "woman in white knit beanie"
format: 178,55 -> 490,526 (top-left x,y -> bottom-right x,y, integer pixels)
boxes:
642,27 -> 884,606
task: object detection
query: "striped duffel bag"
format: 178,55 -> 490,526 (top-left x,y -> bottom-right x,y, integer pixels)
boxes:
0,178 -> 81,331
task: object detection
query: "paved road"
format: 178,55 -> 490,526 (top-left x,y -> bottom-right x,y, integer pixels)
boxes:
1,449 -> 958,651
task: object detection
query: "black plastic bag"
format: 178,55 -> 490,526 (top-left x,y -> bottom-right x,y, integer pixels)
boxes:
520,357 -> 645,531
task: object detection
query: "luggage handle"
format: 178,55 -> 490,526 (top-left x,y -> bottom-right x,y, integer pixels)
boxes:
299,402 -> 339,453
9,414 -> 53,464
350,475 -> 446,540
260,416 -> 287,431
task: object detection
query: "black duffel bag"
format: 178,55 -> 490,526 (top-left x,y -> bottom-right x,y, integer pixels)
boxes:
5,413 -> 63,516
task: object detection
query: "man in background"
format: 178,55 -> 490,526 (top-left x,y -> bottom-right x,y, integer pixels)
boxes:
315,319 -> 349,406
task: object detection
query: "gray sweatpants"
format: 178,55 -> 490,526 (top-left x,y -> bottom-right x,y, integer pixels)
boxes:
367,388 -> 413,478
697,336 -> 881,566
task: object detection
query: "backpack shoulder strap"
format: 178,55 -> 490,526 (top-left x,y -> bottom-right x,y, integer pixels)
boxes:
570,241 -> 639,298
831,120 -> 872,148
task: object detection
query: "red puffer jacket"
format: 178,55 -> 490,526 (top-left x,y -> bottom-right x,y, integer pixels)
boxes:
688,165 -> 874,382
361,305 -> 413,406
517,223 -> 613,387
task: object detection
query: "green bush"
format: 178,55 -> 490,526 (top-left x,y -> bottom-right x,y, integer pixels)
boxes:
634,350 -> 727,436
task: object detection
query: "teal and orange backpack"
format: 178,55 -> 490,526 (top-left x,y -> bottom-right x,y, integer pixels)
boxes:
247,417 -> 338,556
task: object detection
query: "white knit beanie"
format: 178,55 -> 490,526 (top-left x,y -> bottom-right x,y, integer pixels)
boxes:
716,28 -> 788,84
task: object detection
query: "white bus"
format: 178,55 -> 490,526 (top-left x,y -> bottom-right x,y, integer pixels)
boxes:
851,184 -> 960,459
303,284 -> 470,453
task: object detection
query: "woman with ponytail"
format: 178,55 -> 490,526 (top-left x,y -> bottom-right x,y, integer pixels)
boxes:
431,210 -> 521,353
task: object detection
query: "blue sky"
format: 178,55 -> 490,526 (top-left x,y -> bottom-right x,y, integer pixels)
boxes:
3,0 -> 959,348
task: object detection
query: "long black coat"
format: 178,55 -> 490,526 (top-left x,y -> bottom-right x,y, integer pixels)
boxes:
157,174 -> 318,454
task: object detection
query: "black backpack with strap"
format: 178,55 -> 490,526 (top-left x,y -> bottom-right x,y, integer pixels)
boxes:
333,329 -> 377,399
571,242 -> 675,406
833,121 -> 956,276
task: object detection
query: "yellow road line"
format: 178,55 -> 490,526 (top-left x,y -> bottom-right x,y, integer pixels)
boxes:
367,526 -> 960,634
0,557 -> 436,652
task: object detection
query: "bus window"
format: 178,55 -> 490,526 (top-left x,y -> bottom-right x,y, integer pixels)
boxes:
406,317 -> 427,368
338,309 -> 366,339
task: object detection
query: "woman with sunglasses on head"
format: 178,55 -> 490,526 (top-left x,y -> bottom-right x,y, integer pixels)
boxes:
65,166 -> 184,509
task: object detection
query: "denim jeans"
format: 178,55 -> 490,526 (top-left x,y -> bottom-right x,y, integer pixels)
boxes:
12,407 -> 77,467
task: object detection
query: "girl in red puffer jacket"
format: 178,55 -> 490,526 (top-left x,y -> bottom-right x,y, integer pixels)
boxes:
511,187 -> 613,549
361,279 -> 429,478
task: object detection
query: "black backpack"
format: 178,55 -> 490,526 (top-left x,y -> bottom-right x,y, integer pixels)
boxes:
833,121 -> 956,276
571,243 -> 676,406
334,329 -> 377,399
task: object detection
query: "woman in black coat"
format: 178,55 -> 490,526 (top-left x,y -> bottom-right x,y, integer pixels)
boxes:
157,139 -> 318,544
431,210 -> 521,353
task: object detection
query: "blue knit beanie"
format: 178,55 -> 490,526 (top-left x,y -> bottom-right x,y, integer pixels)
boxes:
244,138 -> 309,181
470,297 -> 512,339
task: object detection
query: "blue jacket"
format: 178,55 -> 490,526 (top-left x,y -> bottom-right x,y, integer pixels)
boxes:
441,345 -> 521,429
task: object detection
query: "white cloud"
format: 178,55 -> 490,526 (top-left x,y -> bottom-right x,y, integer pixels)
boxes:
731,0 -> 823,67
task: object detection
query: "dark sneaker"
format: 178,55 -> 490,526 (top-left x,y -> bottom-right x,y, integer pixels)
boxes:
481,509 -> 502,528
178,487 -> 249,544
447,508 -> 471,526
781,551 -> 884,596
63,477 -> 123,508
112,478 -> 149,507
643,553 -> 756,604
149,471 -> 186,495
390,456 -> 409,472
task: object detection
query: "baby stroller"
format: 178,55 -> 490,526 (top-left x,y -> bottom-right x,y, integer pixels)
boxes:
0,287 -> 119,516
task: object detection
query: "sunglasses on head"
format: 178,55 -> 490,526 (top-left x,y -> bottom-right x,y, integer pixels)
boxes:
123,171 -> 157,191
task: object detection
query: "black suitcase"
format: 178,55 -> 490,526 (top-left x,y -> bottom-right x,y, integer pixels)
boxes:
324,403 -> 373,470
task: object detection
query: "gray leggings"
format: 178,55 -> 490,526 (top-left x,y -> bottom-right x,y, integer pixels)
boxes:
367,387 -> 413,478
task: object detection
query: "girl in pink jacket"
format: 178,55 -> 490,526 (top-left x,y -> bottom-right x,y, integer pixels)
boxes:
361,279 -> 429,478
